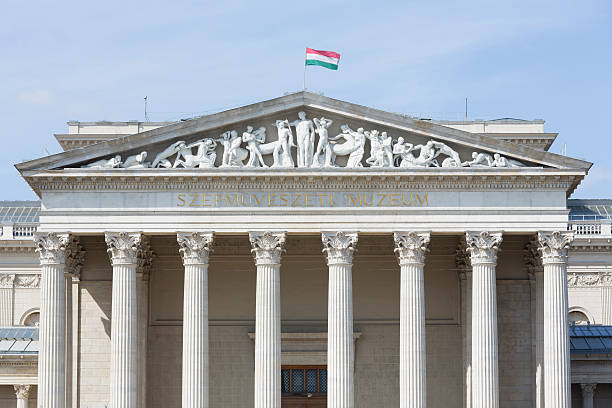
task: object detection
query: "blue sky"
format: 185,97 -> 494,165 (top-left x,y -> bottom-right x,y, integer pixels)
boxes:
1,0 -> 610,199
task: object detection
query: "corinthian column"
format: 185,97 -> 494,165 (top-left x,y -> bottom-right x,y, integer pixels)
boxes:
322,231 -> 358,408
466,231 -> 502,408
249,231 -> 286,408
106,232 -> 143,408
178,232 -> 214,408
34,232 -> 70,408
538,231 -> 574,408
14,384 -> 31,408
394,232 -> 430,408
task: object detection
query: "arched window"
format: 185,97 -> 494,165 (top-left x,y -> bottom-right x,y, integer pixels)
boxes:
569,310 -> 590,325
23,311 -> 40,327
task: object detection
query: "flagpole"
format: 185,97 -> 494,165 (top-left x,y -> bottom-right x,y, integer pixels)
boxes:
303,48 -> 307,90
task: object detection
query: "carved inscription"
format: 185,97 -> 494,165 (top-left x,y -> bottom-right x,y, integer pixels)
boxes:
176,191 -> 429,208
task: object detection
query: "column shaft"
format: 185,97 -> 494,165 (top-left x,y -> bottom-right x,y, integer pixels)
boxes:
535,270 -> 544,408
580,383 -> 596,408
322,231 -> 357,408
466,231 -> 502,408
400,262 -> 426,408
65,274 -> 73,408
539,231 -> 573,408
254,263 -> 281,408
110,263 -> 138,408
471,262 -> 499,408
250,231 -> 285,408
38,263 -> 65,408
328,263 -> 354,407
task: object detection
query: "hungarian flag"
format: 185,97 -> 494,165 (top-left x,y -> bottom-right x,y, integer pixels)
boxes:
305,48 -> 340,70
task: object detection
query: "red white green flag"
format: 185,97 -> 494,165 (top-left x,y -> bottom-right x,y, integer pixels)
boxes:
305,48 -> 340,70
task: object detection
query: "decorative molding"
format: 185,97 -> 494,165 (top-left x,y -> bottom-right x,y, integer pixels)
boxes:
538,231 -> 574,264
0,273 -> 15,288
14,274 -> 41,288
34,232 -> 70,265
321,231 -> 358,265
65,237 -> 85,279
249,231 -> 286,265
567,272 -> 612,287
465,231 -> 503,265
393,231 -> 430,265
13,384 -> 31,399
23,169 -> 580,195
137,236 -> 154,280
177,232 -> 214,265
105,232 -> 143,265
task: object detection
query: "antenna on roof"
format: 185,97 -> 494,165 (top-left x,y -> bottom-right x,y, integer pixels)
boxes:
144,96 -> 149,122
465,97 -> 468,120
561,143 -> 567,156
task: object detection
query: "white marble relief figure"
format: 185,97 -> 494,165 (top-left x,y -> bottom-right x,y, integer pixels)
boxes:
364,130 -> 394,168
462,152 -> 495,168
152,141 -> 186,168
218,130 -> 248,167
290,111 -> 315,168
492,153 -> 524,168
172,138 -> 217,168
392,138 -> 435,168
328,125 -> 365,167
82,155 -> 122,169
272,120 -> 296,168
364,130 -> 381,166
120,151 -> 150,168
429,140 -> 462,167
243,126 -> 268,167
312,117 -> 333,167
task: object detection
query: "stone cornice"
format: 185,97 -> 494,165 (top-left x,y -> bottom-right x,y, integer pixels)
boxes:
21,168 -> 584,197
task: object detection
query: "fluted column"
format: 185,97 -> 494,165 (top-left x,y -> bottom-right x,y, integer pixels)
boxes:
394,232 -> 430,408
466,231 -> 502,408
250,231 -> 286,408
14,385 -> 31,408
322,231 -> 358,408
580,383 -> 596,408
65,237 -> 84,408
526,239 -> 545,408
34,232 -> 70,408
106,232 -> 143,408
538,231 -> 574,408
178,232 -> 214,408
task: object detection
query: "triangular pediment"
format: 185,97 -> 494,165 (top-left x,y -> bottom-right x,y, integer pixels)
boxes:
16,91 -> 591,173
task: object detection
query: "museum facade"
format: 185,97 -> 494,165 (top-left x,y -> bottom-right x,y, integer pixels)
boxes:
2,91 -> 610,407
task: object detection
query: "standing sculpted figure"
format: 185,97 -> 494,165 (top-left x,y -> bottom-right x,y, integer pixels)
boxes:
273,120 -> 296,168
172,138 -> 217,168
312,117 -> 333,167
369,131 -> 393,167
218,130 -> 248,167
290,111 -> 315,167
364,129 -> 381,166
243,126 -> 268,167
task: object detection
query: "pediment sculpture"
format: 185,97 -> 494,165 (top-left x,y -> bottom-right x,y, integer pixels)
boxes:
81,111 -> 526,170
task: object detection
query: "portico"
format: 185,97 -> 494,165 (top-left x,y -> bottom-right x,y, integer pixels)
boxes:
16,92 -> 590,407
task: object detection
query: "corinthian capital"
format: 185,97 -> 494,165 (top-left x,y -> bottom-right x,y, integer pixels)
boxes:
13,384 -> 31,399
537,231 -> 574,264
66,237 -> 86,278
465,231 -> 503,265
105,232 -> 143,265
394,232 -> 430,265
34,232 -> 70,265
322,231 -> 358,265
249,231 -> 286,265
177,232 -> 214,265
